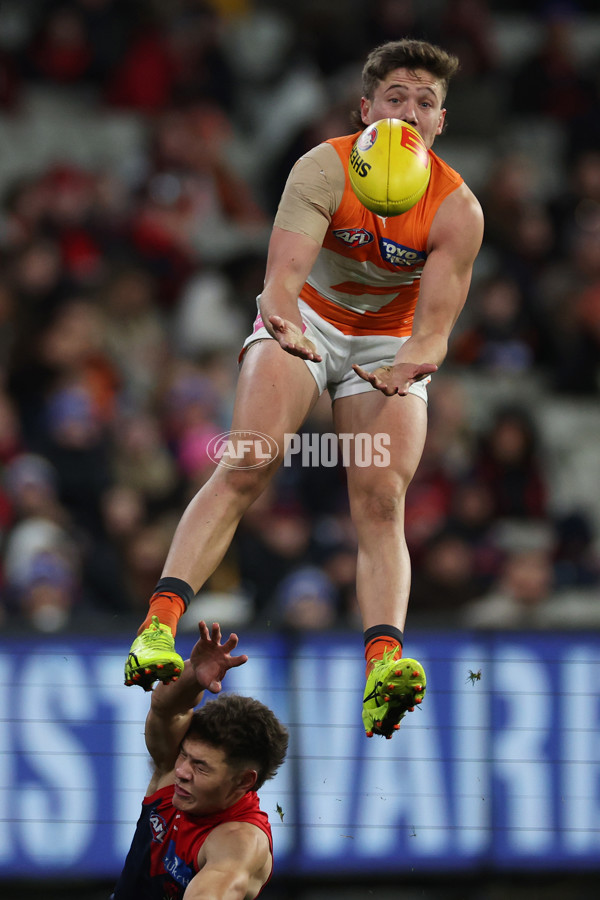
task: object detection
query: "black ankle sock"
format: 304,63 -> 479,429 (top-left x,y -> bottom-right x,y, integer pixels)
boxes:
363,624 -> 404,647
153,577 -> 195,611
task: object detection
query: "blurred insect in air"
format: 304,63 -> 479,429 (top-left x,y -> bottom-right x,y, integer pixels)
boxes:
466,669 -> 482,685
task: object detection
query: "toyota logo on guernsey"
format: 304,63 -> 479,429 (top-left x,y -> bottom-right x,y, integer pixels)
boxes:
207,431 -> 279,469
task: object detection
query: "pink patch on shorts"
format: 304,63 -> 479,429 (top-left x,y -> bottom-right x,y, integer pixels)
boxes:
251,312 -> 306,334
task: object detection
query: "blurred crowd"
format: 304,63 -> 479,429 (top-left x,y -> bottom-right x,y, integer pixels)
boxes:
1,0 -> 600,636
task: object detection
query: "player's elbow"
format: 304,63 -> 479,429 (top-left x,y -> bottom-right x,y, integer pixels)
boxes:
149,685 -> 172,717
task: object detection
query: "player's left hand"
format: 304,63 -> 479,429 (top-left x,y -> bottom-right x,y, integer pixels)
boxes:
190,621 -> 248,693
352,361 -> 438,396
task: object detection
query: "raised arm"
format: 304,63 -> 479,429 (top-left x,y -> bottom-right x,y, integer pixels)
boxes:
184,821 -> 272,900
353,183 -> 484,395
145,622 -> 247,788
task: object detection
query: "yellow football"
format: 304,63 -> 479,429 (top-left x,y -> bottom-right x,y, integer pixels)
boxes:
348,118 -> 431,216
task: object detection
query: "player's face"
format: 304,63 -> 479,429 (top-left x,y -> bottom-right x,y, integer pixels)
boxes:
361,67 -> 446,148
172,738 -> 253,815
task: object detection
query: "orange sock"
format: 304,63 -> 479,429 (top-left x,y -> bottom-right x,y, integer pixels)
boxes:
365,635 -> 403,676
138,591 -> 186,635
138,577 -> 195,635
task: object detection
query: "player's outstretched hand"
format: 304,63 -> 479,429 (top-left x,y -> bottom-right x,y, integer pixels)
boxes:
268,315 -> 322,361
352,361 -> 438,396
190,621 -> 248,694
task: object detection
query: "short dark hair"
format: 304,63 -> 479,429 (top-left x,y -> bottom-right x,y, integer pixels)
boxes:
185,693 -> 289,790
351,38 -> 460,129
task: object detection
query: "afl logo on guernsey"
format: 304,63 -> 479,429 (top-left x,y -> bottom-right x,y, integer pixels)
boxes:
333,228 -> 374,247
150,811 -> 168,843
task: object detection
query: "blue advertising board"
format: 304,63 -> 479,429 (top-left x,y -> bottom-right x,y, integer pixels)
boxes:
0,630 -> 598,879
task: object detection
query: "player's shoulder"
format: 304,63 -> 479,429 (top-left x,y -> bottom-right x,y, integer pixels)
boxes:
201,819 -> 271,863
429,149 -> 482,218
285,142 -> 346,210
431,180 -> 484,254
445,180 -> 484,224
298,141 -> 345,176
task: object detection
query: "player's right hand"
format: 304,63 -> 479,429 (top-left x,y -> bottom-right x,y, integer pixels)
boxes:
268,315 -> 322,361
191,621 -> 248,693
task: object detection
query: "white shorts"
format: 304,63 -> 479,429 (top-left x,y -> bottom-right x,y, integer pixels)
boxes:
241,299 -> 430,404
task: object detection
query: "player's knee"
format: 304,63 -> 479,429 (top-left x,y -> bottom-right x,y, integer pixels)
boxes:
354,482 -> 406,524
214,459 -> 275,501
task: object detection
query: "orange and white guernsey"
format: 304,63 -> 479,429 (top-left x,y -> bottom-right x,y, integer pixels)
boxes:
299,131 -> 463,338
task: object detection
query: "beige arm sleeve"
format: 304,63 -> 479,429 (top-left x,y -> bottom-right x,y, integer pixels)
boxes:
273,142 -> 346,243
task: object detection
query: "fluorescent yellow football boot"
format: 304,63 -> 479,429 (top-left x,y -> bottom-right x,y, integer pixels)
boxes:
362,649 -> 426,738
124,616 -> 184,691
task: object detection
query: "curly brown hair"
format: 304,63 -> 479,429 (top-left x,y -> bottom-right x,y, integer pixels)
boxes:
185,693 -> 289,790
350,38 -> 460,130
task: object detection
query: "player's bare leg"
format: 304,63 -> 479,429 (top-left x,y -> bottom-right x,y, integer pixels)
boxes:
333,389 -> 427,736
125,341 -> 319,688
162,342 -> 318,587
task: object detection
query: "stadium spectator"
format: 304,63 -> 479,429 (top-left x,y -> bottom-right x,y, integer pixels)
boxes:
449,274 -> 540,374
462,537 -> 600,630
268,565 -> 339,631
444,477 -> 503,589
20,3 -> 95,86
111,410 -> 180,510
409,527 -> 482,624
1,452 -> 84,631
99,264 -> 170,408
461,546 -> 557,629
552,510 -> 600,590
472,405 -> 549,521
